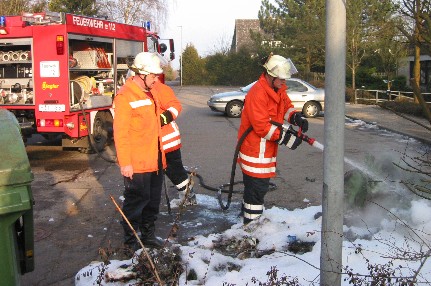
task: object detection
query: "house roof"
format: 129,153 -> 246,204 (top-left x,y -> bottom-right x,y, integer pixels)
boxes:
231,19 -> 261,52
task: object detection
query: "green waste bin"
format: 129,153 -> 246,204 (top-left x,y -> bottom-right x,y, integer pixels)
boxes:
0,110 -> 34,286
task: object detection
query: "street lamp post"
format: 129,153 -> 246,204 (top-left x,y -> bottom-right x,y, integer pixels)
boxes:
178,25 -> 183,86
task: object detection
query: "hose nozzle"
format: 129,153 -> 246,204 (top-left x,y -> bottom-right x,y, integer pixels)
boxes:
276,121 -> 316,146
297,132 -> 315,145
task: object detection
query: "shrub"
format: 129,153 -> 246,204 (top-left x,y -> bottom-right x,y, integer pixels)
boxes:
379,101 -> 427,118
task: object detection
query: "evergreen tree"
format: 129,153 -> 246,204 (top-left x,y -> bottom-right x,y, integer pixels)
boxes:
182,44 -> 207,85
162,63 -> 175,81
225,47 -> 262,85
205,48 -> 261,86
205,53 -> 228,85
258,0 -> 326,75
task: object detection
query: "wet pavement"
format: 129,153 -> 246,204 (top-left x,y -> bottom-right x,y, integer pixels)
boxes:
17,86 -> 431,286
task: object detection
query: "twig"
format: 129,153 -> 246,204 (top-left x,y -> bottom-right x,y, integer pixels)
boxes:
402,181 -> 431,200
394,159 -> 431,176
163,172 -> 196,247
109,195 -> 164,285
412,249 -> 431,282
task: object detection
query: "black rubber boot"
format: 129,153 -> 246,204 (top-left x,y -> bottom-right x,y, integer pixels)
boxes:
243,217 -> 253,225
140,222 -> 164,249
122,221 -> 141,255
122,232 -> 141,257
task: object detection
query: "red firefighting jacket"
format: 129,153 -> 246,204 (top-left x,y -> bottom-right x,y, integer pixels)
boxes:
237,74 -> 297,178
154,81 -> 183,153
113,78 -> 166,173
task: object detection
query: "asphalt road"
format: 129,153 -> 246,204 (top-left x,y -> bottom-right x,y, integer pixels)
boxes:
19,85 -> 430,286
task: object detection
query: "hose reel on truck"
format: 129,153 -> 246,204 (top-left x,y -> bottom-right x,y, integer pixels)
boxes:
69,76 -> 115,161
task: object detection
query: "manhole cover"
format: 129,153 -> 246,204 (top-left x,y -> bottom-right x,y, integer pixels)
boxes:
34,227 -> 52,241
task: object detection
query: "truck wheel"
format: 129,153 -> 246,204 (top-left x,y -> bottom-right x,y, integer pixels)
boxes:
91,111 -> 113,152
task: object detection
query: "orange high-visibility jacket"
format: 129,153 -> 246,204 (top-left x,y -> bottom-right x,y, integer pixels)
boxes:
237,74 -> 297,178
113,78 -> 166,173
154,81 -> 183,153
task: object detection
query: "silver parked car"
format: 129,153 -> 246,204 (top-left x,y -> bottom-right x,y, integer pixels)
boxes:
207,78 -> 325,118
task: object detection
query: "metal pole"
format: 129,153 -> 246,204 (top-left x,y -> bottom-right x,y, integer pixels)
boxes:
321,0 -> 346,285
178,25 -> 183,86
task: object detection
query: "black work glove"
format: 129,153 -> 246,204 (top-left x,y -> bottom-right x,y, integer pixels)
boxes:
160,110 -> 173,126
277,128 -> 302,150
291,112 -> 309,133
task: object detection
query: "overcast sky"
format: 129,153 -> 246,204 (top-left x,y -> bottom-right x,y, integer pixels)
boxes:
161,0 -> 265,69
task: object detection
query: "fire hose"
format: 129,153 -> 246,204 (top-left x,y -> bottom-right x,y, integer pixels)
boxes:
84,109 -> 317,211
216,120 -> 317,211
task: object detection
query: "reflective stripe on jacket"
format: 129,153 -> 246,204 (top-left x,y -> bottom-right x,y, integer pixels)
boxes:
113,78 -> 166,173
237,74 -> 296,178
162,121 -> 181,153
155,81 -> 183,153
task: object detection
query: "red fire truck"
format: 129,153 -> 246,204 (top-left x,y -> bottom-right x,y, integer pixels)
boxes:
0,12 -> 174,152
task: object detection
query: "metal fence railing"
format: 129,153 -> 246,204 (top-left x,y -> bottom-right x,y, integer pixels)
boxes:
354,89 -> 431,104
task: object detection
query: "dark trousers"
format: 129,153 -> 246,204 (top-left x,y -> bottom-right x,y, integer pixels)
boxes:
242,172 -> 270,223
121,168 -> 163,235
164,148 -> 189,191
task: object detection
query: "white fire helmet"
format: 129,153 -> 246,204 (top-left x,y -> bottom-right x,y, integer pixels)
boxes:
129,52 -> 163,75
263,54 -> 298,79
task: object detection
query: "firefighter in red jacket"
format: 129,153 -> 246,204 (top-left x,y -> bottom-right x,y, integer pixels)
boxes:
113,52 -> 167,251
237,54 -> 309,224
156,80 -> 197,205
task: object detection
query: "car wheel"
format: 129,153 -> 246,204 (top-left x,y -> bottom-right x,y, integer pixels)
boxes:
302,101 -> 321,118
226,100 -> 243,118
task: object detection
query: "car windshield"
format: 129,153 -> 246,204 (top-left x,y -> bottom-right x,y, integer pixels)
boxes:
240,81 -> 257,92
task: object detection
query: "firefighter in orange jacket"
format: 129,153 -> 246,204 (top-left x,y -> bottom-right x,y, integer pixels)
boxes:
113,52 -> 167,251
156,81 -> 197,206
238,54 -> 309,224
125,70 -> 197,206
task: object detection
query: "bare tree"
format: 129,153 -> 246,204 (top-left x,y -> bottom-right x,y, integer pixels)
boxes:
396,0 -> 431,124
373,27 -> 407,84
31,0 -> 48,12
347,0 -> 396,90
210,34 -> 232,56
0,0 -> 30,15
0,0 -> 50,15
98,0 -> 168,31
